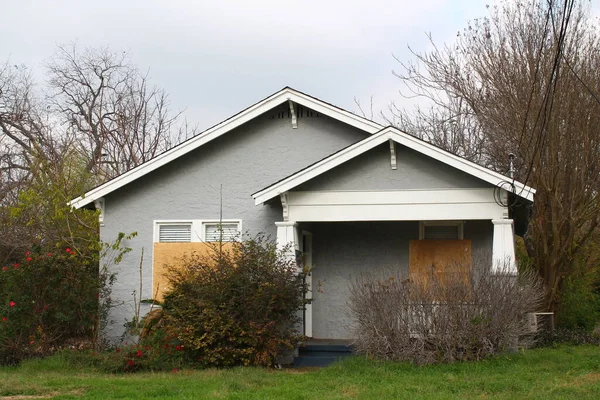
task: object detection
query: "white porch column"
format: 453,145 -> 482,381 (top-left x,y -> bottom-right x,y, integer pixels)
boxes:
492,219 -> 517,275
275,221 -> 298,263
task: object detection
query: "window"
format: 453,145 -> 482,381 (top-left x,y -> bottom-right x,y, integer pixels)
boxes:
419,221 -> 464,240
158,223 -> 192,243
154,220 -> 242,243
203,222 -> 240,242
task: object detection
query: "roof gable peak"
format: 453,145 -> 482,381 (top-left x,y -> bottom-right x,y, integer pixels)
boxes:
71,87 -> 382,209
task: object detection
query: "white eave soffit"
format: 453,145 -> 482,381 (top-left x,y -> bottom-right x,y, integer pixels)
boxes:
69,87 -> 383,209
252,127 -> 536,205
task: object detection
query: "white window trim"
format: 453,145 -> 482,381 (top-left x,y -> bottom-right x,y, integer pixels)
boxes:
202,220 -> 243,242
419,221 -> 464,240
154,219 -> 242,243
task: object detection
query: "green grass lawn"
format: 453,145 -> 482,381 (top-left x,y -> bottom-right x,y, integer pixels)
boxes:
1,346 -> 599,399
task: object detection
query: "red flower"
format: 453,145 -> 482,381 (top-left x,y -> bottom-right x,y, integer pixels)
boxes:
47,253 -> 52,257
25,251 -> 30,256
136,350 -> 143,357
2,267 -> 8,272
172,368 -> 179,373
127,360 -> 135,366
175,345 -> 183,351
29,340 -> 35,345
65,248 -> 72,253
26,257 -> 32,262
13,264 -> 18,269
9,301 -> 15,307
1,317 -> 6,322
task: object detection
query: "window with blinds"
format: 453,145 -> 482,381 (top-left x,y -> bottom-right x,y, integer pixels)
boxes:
158,224 -> 192,242
203,223 -> 240,242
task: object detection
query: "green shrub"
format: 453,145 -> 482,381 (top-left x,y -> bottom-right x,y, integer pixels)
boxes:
0,246 -> 99,364
0,233 -> 132,365
160,236 -> 306,368
555,254 -> 600,332
535,327 -> 600,347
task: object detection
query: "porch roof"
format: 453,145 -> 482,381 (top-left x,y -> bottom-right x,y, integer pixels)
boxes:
252,127 -> 536,205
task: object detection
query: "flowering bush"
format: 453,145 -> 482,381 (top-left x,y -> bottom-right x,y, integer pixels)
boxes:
0,246 -> 104,364
62,329 -> 190,373
159,235 -> 307,368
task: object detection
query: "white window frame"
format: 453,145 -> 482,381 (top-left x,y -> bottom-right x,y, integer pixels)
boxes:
154,219 -> 242,243
419,221 -> 464,240
202,220 -> 243,242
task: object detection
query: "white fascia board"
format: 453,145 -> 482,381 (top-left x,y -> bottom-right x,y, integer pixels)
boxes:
289,91 -> 382,133
287,188 -> 498,206
253,128 -> 535,205
70,87 -> 383,209
286,189 -> 506,222
384,128 -> 536,201
253,130 -> 390,205
288,203 -> 505,222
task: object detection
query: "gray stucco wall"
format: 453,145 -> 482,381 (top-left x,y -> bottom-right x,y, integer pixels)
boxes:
309,220 -> 493,339
297,143 -> 492,191
99,106 -> 368,341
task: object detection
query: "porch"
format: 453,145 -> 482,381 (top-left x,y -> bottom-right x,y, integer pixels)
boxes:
269,189 -> 518,340
286,220 -> 502,339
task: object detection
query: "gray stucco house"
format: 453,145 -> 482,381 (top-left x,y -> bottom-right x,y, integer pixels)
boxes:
71,87 -> 535,342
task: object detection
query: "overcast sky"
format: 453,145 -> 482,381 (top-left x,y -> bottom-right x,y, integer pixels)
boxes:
3,0 -> 495,131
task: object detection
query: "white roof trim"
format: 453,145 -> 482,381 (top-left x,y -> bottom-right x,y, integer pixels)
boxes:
70,87 -> 382,209
252,127 -> 536,204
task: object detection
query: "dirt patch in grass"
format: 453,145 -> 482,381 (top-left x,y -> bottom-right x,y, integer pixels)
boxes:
341,385 -> 359,397
570,373 -> 600,386
281,367 -> 319,374
1,389 -> 84,399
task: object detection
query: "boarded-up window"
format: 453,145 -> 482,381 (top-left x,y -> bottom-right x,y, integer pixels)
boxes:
408,240 -> 472,288
203,223 -> 239,242
158,224 -> 192,242
152,242 -> 234,301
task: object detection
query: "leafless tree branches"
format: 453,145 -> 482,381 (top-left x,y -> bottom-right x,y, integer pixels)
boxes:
0,44 -> 195,259
46,44 -> 191,181
349,257 -> 544,364
389,0 -> 600,311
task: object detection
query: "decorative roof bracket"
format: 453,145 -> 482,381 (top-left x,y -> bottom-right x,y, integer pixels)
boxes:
280,192 -> 289,221
389,139 -> 397,170
289,100 -> 297,129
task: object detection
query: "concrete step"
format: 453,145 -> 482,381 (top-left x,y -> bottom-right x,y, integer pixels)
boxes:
300,344 -> 353,353
298,350 -> 353,357
293,341 -> 354,367
293,354 -> 350,367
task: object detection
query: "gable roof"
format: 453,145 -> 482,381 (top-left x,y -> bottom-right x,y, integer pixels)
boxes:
70,87 -> 383,209
252,126 -> 536,204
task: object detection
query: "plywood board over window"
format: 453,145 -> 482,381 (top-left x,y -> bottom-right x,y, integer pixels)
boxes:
408,240 -> 472,288
152,242 -> 234,302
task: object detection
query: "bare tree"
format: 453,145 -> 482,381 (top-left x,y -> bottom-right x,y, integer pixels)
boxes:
0,44 -> 195,261
46,44 -> 191,181
0,63 -> 60,192
390,0 -> 600,312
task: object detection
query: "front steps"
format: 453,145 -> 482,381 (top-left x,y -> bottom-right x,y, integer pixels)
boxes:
293,340 -> 354,367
